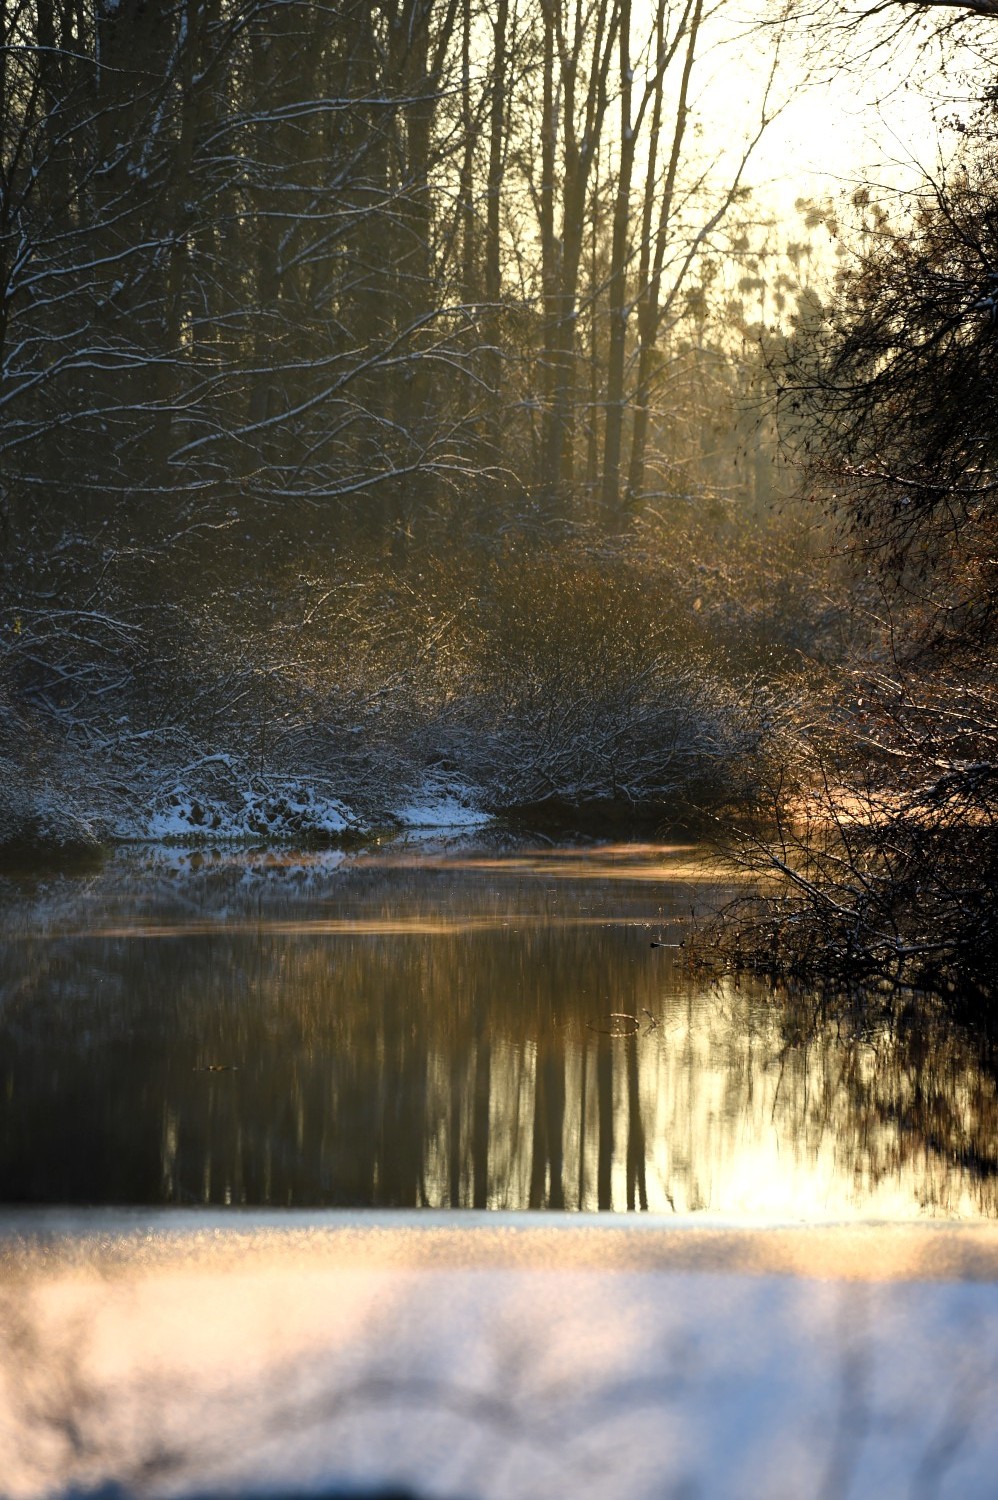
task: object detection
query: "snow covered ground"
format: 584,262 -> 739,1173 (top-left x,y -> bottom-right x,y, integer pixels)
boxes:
144,778 -> 356,843
392,786 -> 492,830
128,767 -> 492,843
0,747 -> 496,856
2,1212 -> 997,1500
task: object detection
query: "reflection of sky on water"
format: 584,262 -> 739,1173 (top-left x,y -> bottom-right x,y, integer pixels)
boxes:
0,842 -> 995,1217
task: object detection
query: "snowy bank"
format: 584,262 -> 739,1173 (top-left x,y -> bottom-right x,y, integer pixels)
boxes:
143,774 -> 360,845
0,748 -> 492,860
392,780 -> 492,831
134,770 -> 494,844
0,758 -> 103,867
2,1212 -> 997,1500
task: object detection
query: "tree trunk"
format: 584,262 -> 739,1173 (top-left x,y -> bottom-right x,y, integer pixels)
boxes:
625,0 -> 703,507
483,0 -> 509,464
537,0 -> 618,517
599,0 -> 633,518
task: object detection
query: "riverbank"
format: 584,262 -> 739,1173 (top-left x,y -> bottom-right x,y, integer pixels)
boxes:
0,745 -> 494,868
0,536 -> 813,869
0,741 -> 727,870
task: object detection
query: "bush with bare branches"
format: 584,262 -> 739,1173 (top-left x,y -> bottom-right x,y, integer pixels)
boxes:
720,114 -> 998,1000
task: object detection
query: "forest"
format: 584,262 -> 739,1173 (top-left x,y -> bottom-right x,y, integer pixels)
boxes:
2,0 -> 998,998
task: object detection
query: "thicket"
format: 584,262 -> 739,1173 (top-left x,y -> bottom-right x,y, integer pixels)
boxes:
1,508 -> 832,832
0,0 -> 829,834
715,104 -> 998,999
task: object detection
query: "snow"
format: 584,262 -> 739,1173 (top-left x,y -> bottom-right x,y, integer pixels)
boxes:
4,745 -> 492,853
142,778 -> 356,844
2,1212 -> 997,1500
395,783 -> 492,829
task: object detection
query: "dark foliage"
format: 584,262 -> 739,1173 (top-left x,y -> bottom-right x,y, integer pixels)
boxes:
730,110 -> 998,1000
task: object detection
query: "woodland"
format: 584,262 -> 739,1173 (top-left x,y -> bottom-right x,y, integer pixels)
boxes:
2,0 -> 998,997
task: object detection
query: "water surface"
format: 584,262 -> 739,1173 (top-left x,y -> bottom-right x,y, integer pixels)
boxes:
1,840 -> 994,1215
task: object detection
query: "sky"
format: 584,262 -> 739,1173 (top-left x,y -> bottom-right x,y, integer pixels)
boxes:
686,4 -> 981,294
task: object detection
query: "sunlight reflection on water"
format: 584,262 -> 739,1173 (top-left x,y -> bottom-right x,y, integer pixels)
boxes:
0,839 -> 995,1218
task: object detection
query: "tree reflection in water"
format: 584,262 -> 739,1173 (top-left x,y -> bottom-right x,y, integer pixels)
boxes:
0,842 -> 994,1216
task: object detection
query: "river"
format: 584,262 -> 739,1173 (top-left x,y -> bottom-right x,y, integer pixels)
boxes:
1,838 -> 994,1217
